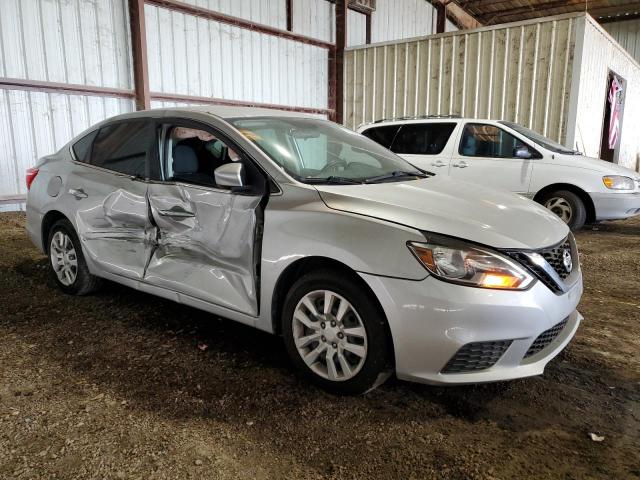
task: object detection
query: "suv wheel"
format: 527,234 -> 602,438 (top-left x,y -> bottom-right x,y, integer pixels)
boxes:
540,190 -> 587,231
47,219 -> 102,295
282,270 -> 390,395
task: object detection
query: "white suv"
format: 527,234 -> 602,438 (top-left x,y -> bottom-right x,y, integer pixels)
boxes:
358,117 -> 640,230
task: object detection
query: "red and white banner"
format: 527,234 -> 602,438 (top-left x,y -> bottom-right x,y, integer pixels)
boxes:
608,76 -> 623,150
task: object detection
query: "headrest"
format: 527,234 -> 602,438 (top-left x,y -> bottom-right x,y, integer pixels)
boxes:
172,145 -> 198,174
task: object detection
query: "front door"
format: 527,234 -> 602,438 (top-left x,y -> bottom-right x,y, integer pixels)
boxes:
449,123 -> 535,195
144,121 -> 266,316
69,120 -> 156,280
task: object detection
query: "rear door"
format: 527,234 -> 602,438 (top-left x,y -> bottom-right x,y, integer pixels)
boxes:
67,120 -> 156,280
144,120 -> 266,316
449,123 -> 537,194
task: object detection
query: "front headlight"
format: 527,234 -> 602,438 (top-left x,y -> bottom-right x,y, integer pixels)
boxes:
408,235 -> 535,290
602,175 -> 635,190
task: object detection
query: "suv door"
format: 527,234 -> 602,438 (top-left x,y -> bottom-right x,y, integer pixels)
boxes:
68,120 -> 157,280
449,123 -> 539,194
144,120 -> 267,317
388,122 -> 458,173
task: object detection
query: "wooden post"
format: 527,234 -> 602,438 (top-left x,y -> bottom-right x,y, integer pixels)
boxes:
286,0 -> 293,31
436,2 -> 446,34
129,0 -> 150,110
334,0 -> 347,124
365,13 -> 371,44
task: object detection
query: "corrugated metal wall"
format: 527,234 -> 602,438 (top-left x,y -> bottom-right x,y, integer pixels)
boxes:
145,4 -> 329,110
603,18 -> 640,65
179,0 -> 286,29
0,0 -> 135,207
571,17 -> 640,170
344,15 -> 577,144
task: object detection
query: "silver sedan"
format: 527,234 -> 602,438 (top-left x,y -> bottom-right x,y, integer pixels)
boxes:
26,107 -> 583,394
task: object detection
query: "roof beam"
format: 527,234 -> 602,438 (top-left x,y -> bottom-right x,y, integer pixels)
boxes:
436,1 -> 483,30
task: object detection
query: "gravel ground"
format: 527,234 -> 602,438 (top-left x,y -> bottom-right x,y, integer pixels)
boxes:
0,212 -> 638,479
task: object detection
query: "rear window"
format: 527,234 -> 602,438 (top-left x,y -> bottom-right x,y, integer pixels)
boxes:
90,121 -> 155,177
71,130 -> 98,163
360,125 -> 401,148
390,123 -> 456,155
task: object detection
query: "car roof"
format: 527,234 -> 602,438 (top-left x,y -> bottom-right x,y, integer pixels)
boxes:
106,105 -> 320,122
358,116 -> 503,130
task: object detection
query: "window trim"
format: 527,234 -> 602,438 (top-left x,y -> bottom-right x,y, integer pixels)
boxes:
458,122 -> 542,159
69,129 -> 99,164
154,117 -> 278,196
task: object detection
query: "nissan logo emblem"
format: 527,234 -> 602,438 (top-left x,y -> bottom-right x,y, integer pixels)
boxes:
562,249 -> 573,273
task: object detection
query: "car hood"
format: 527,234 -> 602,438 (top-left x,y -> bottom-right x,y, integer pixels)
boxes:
554,153 -> 640,178
315,177 -> 569,250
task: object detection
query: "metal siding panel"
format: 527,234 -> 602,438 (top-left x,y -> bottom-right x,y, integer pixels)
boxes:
371,0 -> 438,43
604,18 -> 640,65
346,15 -> 577,142
573,18 -> 640,169
180,0 -> 286,29
347,10 -> 367,47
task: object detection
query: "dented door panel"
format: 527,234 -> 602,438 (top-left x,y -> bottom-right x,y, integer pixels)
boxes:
69,167 -> 154,279
146,183 -> 262,316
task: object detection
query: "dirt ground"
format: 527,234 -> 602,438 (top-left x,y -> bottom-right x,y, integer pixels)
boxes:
0,212 -> 638,480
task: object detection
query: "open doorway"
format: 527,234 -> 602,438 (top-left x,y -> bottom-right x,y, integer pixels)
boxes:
599,70 -> 626,163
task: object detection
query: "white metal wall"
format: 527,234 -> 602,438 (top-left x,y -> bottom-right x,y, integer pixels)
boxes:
179,0 -> 287,29
571,17 -> 640,170
344,15 -> 577,143
0,0 -> 135,204
603,18 -> 640,65
290,0 -> 365,47
145,4 -> 329,110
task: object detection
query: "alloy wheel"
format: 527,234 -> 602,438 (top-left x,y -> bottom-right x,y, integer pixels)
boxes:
50,231 -> 78,286
544,196 -> 573,224
292,290 -> 368,381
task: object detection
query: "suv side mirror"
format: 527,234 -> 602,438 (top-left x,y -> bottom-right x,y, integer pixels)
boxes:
214,163 -> 245,188
514,146 -> 533,159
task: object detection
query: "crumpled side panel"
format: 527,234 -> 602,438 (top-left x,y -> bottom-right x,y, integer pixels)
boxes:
146,184 -> 262,316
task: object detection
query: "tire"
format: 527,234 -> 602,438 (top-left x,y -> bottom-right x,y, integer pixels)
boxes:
282,269 -> 390,395
539,190 -> 587,231
47,219 -> 102,295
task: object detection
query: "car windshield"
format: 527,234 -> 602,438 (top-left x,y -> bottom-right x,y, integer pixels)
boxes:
500,121 -> 577,154
229,117 -> 426,184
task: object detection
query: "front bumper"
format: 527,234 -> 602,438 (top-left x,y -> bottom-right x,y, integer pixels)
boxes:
590,191 -> 640,221
360,272 -> 583,385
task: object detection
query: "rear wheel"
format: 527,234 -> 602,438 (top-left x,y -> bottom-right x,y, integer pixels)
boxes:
282,270 -> 390,395
47,219 -> 102,295
540,190 -> 587,231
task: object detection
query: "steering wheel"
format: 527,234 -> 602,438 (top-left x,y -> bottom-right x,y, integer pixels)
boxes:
318,158 -> 347,175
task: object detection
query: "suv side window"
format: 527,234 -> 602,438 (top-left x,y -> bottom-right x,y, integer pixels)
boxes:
361,125 -> 401,149
459,124 -> 528,158
390,123 -> 456,155
91,121 -> 155,177
71,130 -> 99,163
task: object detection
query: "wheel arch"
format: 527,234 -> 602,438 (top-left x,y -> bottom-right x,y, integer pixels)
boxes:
533,183 -> 596,224
271,256 -> 396,364
41,210 -> 71,254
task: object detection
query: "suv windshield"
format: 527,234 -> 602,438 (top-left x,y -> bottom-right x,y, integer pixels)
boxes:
499,121 -> 577,154
229,117 -> 425,184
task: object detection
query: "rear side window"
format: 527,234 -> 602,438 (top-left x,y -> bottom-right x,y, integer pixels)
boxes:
390,123 -> 456,155
72,130 -> 98,163
361,125 -> 401,148
91,121 -> 155,176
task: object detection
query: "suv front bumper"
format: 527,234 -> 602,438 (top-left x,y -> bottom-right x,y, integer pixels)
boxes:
360,272 -> 583,385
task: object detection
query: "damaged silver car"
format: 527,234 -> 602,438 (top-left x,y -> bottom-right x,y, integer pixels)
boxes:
26,107 -> 582,395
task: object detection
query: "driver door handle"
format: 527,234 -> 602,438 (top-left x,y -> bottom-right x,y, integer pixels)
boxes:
452,161 -> 469,168
69,188 -> 88,199
158,207 -> 195,218
430,160 -> 447,167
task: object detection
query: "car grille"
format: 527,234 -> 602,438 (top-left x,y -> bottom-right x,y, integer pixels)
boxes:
441,340 -> 512,374
524,318 -> 568,358
541,240 -> 572,280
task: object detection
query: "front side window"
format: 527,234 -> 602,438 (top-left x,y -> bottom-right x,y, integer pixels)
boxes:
499,121 -> 576,154
91,121 -> 154,176
459,124 -> 528,158
229,117 -> 424,184
391,123 -> 456,155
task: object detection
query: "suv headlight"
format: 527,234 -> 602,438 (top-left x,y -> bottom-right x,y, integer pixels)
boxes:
408,235 -> 535,290
602,175 -> 634,190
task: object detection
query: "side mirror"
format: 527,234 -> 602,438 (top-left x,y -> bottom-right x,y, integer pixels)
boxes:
214,163 -> 245,188
514,146 -> 533,159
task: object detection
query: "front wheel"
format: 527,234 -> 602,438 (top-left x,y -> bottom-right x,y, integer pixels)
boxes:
282,270 -> 390,395
540,190 -> 587,231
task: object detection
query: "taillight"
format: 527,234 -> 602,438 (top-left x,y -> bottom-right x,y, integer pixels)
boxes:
26,167 -> 39,190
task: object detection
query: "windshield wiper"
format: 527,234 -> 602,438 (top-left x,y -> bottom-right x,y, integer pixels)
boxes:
364,170 -> 428,184
302,176 -> 363,185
